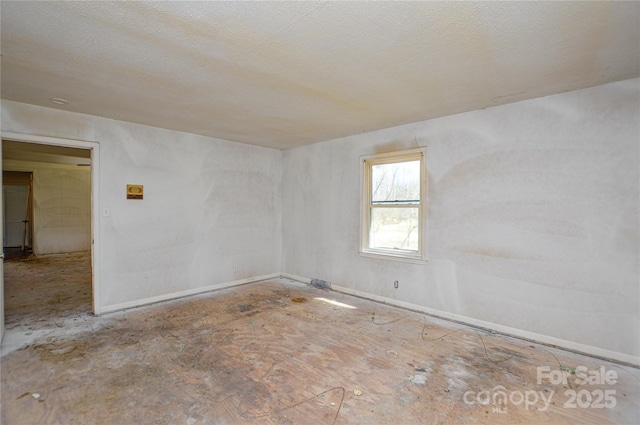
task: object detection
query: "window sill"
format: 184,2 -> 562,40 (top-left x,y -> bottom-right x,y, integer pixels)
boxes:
359,250 -> 428,265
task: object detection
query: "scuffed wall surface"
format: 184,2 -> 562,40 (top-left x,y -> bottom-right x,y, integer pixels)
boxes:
282,79 -> 639,358
1,100 -> 282,307
34,166 -> 91,254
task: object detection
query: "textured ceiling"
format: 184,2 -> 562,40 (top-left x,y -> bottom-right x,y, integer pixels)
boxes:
1,1 -> 638,150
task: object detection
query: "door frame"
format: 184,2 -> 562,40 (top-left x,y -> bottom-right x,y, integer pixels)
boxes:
0,132 -> 101,328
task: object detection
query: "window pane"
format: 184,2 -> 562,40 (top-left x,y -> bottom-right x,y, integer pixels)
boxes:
371,160 -> 420,203
370,207 -> 419,251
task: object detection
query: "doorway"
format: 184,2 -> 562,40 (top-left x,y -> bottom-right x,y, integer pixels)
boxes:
3,171 -> 33,259
0,132 -> 101,346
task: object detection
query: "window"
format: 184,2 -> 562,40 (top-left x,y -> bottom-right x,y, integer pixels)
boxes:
360,148 -> 427,262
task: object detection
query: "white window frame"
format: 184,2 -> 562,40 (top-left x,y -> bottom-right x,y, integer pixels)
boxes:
360,147 -> 428,264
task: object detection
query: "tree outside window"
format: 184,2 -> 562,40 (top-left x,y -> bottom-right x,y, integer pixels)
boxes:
361,148 -> 427,262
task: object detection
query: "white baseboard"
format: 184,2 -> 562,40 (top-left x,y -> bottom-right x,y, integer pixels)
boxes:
280,273 -> 313,284
100,273 -> 281,315
331,284 -> 639,367
282,274 -> 639,367
98,271 -> 639,366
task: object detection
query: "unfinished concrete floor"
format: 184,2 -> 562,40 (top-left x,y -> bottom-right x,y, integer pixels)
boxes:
1,255 -> 639,424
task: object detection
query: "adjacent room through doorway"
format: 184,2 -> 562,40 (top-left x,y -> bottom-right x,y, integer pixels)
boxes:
1,139 -> 93,349
3,170 -> 33,259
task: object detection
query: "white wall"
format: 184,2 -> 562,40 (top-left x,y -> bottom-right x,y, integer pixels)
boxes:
2,79 -> 637,362
282,79 -> 640,361
35,166 -> 91,254
1,100 -> 282,309
4,161 -> 91,254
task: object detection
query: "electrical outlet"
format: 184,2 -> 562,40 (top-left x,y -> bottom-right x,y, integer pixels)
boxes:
394,280 -> 399,289
233,264 -> 239,273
